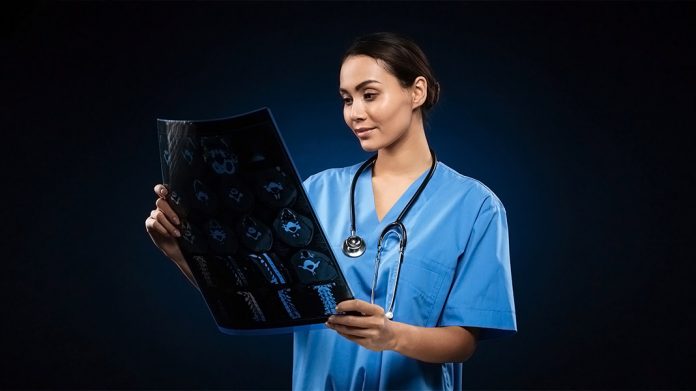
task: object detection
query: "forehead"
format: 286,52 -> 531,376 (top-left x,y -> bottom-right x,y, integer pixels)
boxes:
339,55 -> 393,92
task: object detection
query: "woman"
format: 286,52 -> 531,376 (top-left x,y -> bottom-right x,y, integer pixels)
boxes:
146,31 -> 517,390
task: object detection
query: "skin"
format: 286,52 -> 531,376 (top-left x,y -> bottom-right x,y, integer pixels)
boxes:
145,187 -> 199,291
145,53 -> 479,363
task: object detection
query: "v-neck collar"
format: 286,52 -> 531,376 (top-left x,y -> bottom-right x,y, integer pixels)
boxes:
360,162 -> 434,229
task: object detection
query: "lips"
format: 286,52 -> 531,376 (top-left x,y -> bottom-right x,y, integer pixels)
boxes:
355,127 -> 375,134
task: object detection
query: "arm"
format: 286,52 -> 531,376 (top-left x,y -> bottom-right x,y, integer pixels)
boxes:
391,322 -> 479,363
327,299 -> 480,363
170,252 -> 201,291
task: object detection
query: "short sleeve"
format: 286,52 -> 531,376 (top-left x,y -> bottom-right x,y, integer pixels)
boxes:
302,173 -> 318,192
436,195 -> 518,341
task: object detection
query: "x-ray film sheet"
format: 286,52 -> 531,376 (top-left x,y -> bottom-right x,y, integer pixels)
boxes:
156,107 -> 354,335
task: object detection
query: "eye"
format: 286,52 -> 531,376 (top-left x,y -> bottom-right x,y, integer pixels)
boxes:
342,97 -> 352,105
364,92 -> 376,101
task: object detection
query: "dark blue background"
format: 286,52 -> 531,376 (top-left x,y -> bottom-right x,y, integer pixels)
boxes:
3,1 -> 694,389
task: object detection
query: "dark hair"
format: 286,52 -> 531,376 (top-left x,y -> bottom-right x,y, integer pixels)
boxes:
341,31 -> 441,125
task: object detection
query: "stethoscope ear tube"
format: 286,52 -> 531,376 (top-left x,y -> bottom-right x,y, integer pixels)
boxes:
373,222 -> 407,320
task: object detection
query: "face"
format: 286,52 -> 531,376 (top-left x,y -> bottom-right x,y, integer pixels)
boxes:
339,55 -> 425,152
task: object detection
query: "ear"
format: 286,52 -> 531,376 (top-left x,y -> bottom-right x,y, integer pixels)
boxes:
410,76 -> 428,110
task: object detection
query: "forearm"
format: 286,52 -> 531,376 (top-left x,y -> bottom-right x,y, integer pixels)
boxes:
391,322 -> 477,363
170,253 -> 201,291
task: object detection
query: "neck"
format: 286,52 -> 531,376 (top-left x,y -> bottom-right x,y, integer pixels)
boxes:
373,120 -> 432,179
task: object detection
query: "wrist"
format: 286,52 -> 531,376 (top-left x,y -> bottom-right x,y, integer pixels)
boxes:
389,320 -> 412,354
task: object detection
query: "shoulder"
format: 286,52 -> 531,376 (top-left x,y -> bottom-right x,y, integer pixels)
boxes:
434,161 -> 507,215
302,161 -> 364,190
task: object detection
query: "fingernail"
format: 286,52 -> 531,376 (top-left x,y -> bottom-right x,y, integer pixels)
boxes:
173,216 -> 180,224
174,230 -> 181,237
160,187 -> 166,195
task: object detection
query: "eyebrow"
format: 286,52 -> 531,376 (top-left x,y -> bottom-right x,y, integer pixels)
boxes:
339,79 -> 381,94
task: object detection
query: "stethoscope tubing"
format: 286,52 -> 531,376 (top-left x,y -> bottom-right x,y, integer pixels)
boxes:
348,154 -> 379,237
343,148 -> 438,319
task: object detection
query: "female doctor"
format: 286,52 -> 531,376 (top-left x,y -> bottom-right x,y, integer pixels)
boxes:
145,32 -> 517,390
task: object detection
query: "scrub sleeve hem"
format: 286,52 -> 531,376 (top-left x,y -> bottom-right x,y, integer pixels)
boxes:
437,307 -> 517,341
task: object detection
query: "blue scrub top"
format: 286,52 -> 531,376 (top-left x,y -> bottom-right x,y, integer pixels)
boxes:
293,160 -> 517,390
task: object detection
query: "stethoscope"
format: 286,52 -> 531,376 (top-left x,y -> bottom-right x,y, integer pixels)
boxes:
342,148 -> 437,319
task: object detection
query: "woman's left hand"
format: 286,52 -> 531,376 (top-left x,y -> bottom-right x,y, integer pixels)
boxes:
325,299 -> 399,352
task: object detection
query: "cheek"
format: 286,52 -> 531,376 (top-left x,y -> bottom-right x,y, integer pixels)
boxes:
370,97 -> 411,134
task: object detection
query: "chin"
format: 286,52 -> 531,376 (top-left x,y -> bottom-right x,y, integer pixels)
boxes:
357,140 -> 381,153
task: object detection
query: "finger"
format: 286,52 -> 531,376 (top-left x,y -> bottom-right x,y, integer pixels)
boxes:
330,323 -> 371,338
326,322 -> 365,341
151,209 -> 181,237
155,198 -> 180,226
337,299 -> 383,316
152,209 -> 180,237
335,299 -> 359,313
146,214 -> 172,237
154,184 -> 168,198
327,314 -> 372,329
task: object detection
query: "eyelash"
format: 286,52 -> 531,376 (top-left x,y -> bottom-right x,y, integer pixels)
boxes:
342,93 -> 377,105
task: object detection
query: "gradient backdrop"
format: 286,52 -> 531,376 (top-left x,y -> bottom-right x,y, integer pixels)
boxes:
2,1 -> 695,389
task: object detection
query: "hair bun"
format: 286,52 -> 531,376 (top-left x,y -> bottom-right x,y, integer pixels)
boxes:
430,80 -> 440,107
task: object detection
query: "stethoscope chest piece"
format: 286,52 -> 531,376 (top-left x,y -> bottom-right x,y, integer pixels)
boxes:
342,234 -> 366,258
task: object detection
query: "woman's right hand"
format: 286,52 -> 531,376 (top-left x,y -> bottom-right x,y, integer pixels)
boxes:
145,184 -> 199,290
145,184 -> 184,260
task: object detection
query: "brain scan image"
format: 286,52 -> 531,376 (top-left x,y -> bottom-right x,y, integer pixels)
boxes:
157,107 -> 353,334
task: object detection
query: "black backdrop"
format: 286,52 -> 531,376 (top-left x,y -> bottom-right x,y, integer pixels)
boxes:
2,1 -> 694,389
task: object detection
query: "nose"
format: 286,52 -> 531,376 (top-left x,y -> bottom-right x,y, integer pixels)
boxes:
349,99 -> 366,122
